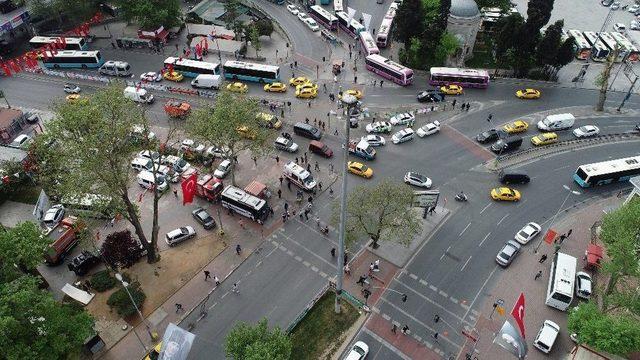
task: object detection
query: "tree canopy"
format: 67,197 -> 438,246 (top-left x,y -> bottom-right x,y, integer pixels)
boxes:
0,221 -> 50,279
225,318 -> 291,360
116,0 -> 182,29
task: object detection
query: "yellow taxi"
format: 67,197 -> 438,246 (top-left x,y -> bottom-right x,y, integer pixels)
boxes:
256,112 -> 282,129
490,187 -> 521,202
296,87 -> 317,99
227,82 -> 248,93
236,125 -> 257,139
142,342 -> 162,360
162,70 -> 184,82
296,82 -> 318,92
347,161 -> 373,178
503,120 -> 529,134
289,76 -> 312,86
531,132 -> 558,146
263,82 -> 287,92
515,88 -> 541,99
440,84 -> 463,95
338,89 -> 363,100
65,94 -> 87,104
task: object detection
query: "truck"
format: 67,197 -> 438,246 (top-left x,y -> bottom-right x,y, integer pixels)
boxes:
282,161 -> 317,191
163,100 -> 191,118
348,139 -> 376,160
44,216 -> 84,265
124,86 -> 154,104
195,174 -> 224,202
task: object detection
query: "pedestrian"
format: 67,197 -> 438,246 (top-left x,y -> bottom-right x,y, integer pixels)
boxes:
318,182 -> 323,191
276,189 -> 282,199
539,254 -> 548,263
304,152 -> 308,162
452,99 -> 457,108
567,229 -> 573,238
349,51 -> 352,59
315,161 -> 320,171
233,155 -> 238,163
488,113 -> 493,121
322,121 -> 326,130
236,244 -> 242,255
466,103 -> 471,111
380,80 -> 383,87
299,212 -> 304,221
204,270 -> 211,281
175,303 -> 183,313
252,156 -> 257,166
214,276 -> 220,286
392,323 -> 397,333
173,189 -> 178,197
290,63 -> 293,69
279,176 -> 284,185
232,283 -> 239,293
308,101 -> 311,108
316,216 -> 321,228
295,157 -> 299,164
401,293 -> 407,302
281,108 -> 285,117
305,117 -> 310,124
374,259 -> 380,271
329,163 -> 334,172
369,263 -> 375,274
304,209 -> 310,220
334,129 -> 339,136
308,195 -> 313,204
287,181 -> 292,191
429,206 -> 435,215
344,253 -> 348,265
402,325 -> 409,334
111,42 -> 116,49
344,264 -> 351,275
110,217 -> 115,227
282,212 -> 287,222
534,270 -> 543,280
275,155 -> 280,164
284,202 -> 289,212
356,275 -> 366,286
294,60 -> 298,67
307,163 -> 311,172
559,234 -> 567,244
354,75 -> 358,83
323,83 -> 327,93
238,219 -> 246,229
331,248 -> 336,257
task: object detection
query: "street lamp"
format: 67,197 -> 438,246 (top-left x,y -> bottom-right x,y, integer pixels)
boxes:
335,93 -> 358,314
114,273 -> 156,350
534,185 -> 581,253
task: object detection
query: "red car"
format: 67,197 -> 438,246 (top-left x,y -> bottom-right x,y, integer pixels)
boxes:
164,100 -> 191,118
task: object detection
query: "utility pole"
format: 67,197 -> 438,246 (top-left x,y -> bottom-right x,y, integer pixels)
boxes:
596,45 -> 619,112
617,76 -> 638,112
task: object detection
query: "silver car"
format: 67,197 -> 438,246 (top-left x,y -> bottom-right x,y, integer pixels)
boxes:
496,240 -> 521,267
214,159 -> 232,179
514,222 -> 541,245
165,226 -> 196,247
575,272 -> 592,299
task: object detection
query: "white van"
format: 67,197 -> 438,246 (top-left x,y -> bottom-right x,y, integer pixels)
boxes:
124,86 -> 154,104
131,157 -> 153,172
537,113 -> 575,131
99,61 -> 132,77
191,74 -> 221,90
533,320 -> 560,354
137,170 -> 168,192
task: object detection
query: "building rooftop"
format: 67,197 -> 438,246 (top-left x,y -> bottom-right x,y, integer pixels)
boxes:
0,108 -> 23,129
450,0 -> 480,18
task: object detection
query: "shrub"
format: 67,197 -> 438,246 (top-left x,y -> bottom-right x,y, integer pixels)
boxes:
107,281 -> 146,317
90,270 -> 117,292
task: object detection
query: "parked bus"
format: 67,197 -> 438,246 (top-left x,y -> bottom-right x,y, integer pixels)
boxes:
222,60 -> 280,83
29,36 -> 88,51
376,17 -> 393,47
336,11 -> 366,37
220,186 -> 269,224
365,54 -> 414,86
545,252 -> 577,311
429,67 -> 490,88
359,31 -> 379,55
566,29 -> 591,60
599,32 -> 626,62
163,57 -> 220,78
334,0 -> 343,13
573,155 -> 640,187
384,3 -> 398,19
60,194 -> 114,219
583,31 -> 609,61
609,31 -> 640,62
41,50 -> 104,69
320,0 -> 330,4
309,5 -> 338,31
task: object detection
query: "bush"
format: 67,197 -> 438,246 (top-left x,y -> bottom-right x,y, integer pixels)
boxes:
107,281 -> 146,317
90,270 -> 117,292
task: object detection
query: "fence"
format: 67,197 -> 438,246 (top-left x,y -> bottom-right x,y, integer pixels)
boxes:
286,283 -> 330,333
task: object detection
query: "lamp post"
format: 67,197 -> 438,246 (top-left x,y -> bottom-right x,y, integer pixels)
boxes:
534,185 -> 581,253
115,273 -> 155,349
335,93 -> 358,314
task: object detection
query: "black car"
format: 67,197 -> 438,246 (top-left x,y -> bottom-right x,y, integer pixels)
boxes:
192,207 -> 216,230
417,91 -> 445,103
476,129 -> 502,143
67,251 -> 101,276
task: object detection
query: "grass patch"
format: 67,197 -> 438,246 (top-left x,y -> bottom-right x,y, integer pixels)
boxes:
289,292 -> 360,360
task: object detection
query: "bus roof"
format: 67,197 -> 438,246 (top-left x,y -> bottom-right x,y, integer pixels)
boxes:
359,31 -> 377,49
30,36 -> 84,44
609,31 -> 639,51
552,253 -> 577,296
567,30 -> 591,48
582,31 -> 599,45
223,60 -> 279,72
310,5 -> 337,20
378,18 -> 393,35
164,57 -> 219,69
42,50 -> 100,57
221,185 -> 265,209
579,155 -> 640,176
366,54 -> 411,73
430,67 -> 489,77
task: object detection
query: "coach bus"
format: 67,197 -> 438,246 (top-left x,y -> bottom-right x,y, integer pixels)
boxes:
376,18 -> 393,47
385,2 -> 398,19
29,36 -> 88,51
163,57 -> 220,78
545,252 -> 577,311
599,32 -> 626,62
220,186 -> 269,224
365,54 -> 413,86
41,50 -> 104,69
60,194 -> 114,219
336,11 -> 365,37
309,5 -> 338,31
573,155 -> 640,187
359,31 -> 379,55
222,60 -> 280,83
428,67 -> 490,88
334,0 -> 343,13
582,31 -> 609,61
609,31 -> 640,62
566,29 -> 591,60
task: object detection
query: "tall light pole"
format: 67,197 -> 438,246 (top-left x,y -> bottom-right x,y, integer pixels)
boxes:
335,93 -> 358,314
115,273 -> 156,350
534,185 -> 580,253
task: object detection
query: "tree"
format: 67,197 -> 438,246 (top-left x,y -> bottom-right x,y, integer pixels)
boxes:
224,0 -> 245,40
494,13 -> 525,59
101,230 -> 146,269
568,302 -> 640,356
526,0 -> 555,33
187,91 -> 271,186
333,179 -> 422,249
116,0 -> 182,29
0,221 -> 51,279
394,0 -> 426,48
595,45 -> 619,111
476,0 -> 512,11
254,19 -> 274,38
0,276 -> 94,359
32,84 -> 160,263
554,37 -> 576,67
225,318 -> 291,360
535,20 -> 564,66
107,282 -> 146,317
248,25 -> 261,57
433,32 -> 460,66
27,0 -> 100,29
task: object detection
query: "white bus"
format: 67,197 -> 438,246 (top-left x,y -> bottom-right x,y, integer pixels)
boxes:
336,11 -> 366,37
384,3 -> 398,19
583,31 -> 609,61
60,194 -> 114,219
365,54 -> 414,86
334,0 -> 343,13
599,32 -> 626,62
573,155 -> 640,187
359,31 -> 379,55
545,252 -> 577,311
376,17 -> 393,48
609,31 -> 640,62
220,186 -> 269,224
309,5 -> 338,31
566,29 -> 591,60
163,57 -> 220,78
222,60 -> 280,83
29,36 -> 88,51
41,50 -> 104,69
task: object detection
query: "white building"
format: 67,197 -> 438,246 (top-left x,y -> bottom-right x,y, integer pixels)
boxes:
447,0 -> 482,65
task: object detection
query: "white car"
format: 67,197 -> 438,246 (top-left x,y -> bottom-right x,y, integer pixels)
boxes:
416,120 -> 441,137
274,136 -> 299,152
533,320 -> 560,354
63,83 -> 81,94
344,341 -> 369,360
206,146 -> 227,158
389,112 -> 415,126
404,171 -> 432,188
629,4 -> 640,12
214,159 -> 232,179
575,272 -> 593,299
298,12 -> 309,22
130,125 -> 156,142
365,121 -> 392,134
514,222 -> 541,245
286,4 -> 299,15
391,128 -> 415,144
138,149 -> 160,163
361,135 -> 385,146
305,18 -> 320,31
181,139 -> 206,153
43,204 -> 65,228
10,134 -> 33,149
573,125 -> 600,138
165,226 -> 196,247
140,71 -> 162,82
611,1 -> 621,10
613,23 -> 626,32
631,20 -> 640,30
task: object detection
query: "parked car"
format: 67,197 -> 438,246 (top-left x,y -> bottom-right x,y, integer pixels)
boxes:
305,18 -> 320,31
67,250 -> 100,276
63,83 -> 81,94
43,204 -> 65,228
404,172 -> 432,188
192,208 -> 216,230
287,4 -> 299,15
613,23 -> 626,32
344,341 -> 369,360
495,240 -> 521,267
274,136 -> 299,152
165,226 -> 196,247
140,72 -> 162,82
416,121 -> 440,137
361,135 -> 385,146
214,159 -> 232,179
573,125 -> 600,138
514,222 -> 541,244
575,272 -> 593,299
10,134 -> 33,149
181,139 -> 205,153
297,12 -> 310,22
533,320 -> 560,354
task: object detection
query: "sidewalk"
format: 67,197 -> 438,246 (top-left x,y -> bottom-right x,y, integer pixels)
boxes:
465,195 -> 624,360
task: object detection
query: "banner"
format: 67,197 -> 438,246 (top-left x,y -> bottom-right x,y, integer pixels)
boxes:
181,173 -> 197,205
158,323 -> 196,360
493,321 -> 528,359
347,7 -> 356,23
361,12 -> 372,31
543,229 -> 557,244
510,293 -> 526,339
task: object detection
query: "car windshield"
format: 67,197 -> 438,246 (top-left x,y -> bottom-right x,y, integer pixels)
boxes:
360,165 -> 369,172
180,227 -> 188,235
197,212 -> 209,221
303,176 -> 315,185
413,173 -> 426,182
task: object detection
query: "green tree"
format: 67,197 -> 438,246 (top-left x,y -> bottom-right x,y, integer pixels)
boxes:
116,0 -> 182,29
535,20 -> 564,66
494,13 -> 525,59
526,0 -> 555,33
0,221 -> 50,279
554,37 -> 576,67
0,276 -> 94,359
399,37 -> 423,68
27,0 -> 100,28
248,25 -> 262,57
333,179 -> 422,249
225,318 -> 291,360
224,0 -> 245,40
476,0 -> 512,11
187,91 -> 270,186
107,282 -> 146,317
254,19 -> 274,38
433,32 -> 460,66
394,0 -> 426,48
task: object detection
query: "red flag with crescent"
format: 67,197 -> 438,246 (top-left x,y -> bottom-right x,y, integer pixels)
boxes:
181,172 -> 197,205
510,293 -> 526,338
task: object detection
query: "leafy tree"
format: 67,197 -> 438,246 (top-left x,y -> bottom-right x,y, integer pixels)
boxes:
248,25 -> 261,57
554,37 -> 576,67
0,276 -> 94,359
535,20 -> 564,66
433,32 -> 460,66
399,37 -> 423,68
107,281 -> 146,317
187,91 -> 270,186
225,318 -> 291,360
27,0 -> 100,28
116,0 -> 182,29
224,0 -> 245,40
333,179 -> 422,249
394,0 -> 426,48
0,221 -> 50,279
476,0 -> 512,11
526,0 -> 555,33
101,230 -> 145,269
254,19 -> 274,38
494,13 -> 525,59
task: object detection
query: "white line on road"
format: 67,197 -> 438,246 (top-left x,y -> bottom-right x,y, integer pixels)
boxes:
409,273 -> 418,280
497,214 -> 509,225
463,265 -> 499,321
208,301 -> 218,310
459,222 -> 472,237
440,246 -> 451,261
479,232 -> 491,247
553,165 -> 570,171
460,256 -> 472,271
479,203 -> 492,214
516,198 -> 528,208
362,328 -> 412,360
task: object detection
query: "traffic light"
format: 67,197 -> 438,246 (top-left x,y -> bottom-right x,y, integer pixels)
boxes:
434,315 -> 440,323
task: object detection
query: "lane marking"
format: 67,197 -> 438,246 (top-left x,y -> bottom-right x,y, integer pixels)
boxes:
409,273 -> 418,280
516,198 -> 528,208
460,256 -> 472,272
440,246 -> 451,261
362,328 -> 412,360
479,203 -> 492,214
459,222 -> 472,237
478,232 -> 491,247
497,214 -> 509,225
463,265 -> 499,321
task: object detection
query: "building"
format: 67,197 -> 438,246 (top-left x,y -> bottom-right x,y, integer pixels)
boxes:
0,108 -> 27,144
187,0 -> 252,26
447,0 -> 482,65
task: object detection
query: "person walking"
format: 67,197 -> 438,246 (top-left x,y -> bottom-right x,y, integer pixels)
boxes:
275,155 -> 280,164
287,181 -> 292,191
331,248 -> 336,257
282,212 -> 287,222
236,244 -> 242,255
214,276 -> 220,286
316,217 -> 321,228
175,303 -> 183,313
356,275 -> 366,286
344,264 -> 351,275
252,156 -> 257,166
452,99 -> 457,108
279,176 -> 284,186
232,283 -> 239,294
204,270 -> 211,281
238,219 -> 246,230
314,161 -> 320,171
402,325 -> 409,334
277,189 -> 282,199
304,152 -> 308,163
307,163 -> 311,172
284,202 -> 289,212
299,212 -> 304,221
173,188 -> 178,197
304,209 -> 310,220
380,80 -> 383,87
391,323 -> 397,333
318,182 -> 323,191
344,253 -> 348,266
539,254 -> 548,263
534,270 -> 543,280
567,229 -> 573,238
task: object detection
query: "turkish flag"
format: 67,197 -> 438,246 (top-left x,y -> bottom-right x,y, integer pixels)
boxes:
544,229 -> 557,244
181,173 -> 197,205
510,293 -> 526,339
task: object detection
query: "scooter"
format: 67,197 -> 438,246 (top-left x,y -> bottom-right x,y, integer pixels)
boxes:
455,193 -> 468,202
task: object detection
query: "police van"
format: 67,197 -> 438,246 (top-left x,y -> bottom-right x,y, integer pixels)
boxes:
282,161 -> 317,191
99,60 -> 131,76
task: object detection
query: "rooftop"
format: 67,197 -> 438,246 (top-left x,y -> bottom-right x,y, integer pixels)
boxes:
450,0 -> 480,18
0,108 -> 23,129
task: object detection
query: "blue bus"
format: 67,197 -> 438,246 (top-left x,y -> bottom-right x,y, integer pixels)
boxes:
321,0 -> 330,4
41,50 -> 104,69
163,57 -> 220,78
573,155 -> 640,187
222,60 -> 280,83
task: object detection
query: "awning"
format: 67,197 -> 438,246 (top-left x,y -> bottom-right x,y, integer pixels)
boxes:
586,244 -> 603,269
61,283 -> 95,305
244,180 -> 266,198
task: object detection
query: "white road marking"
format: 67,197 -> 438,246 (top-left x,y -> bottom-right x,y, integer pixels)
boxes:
516,198 -> 528,208
382,313 -> 391,321
459,222 -> 472,237
440,246 -> 451,260
394,279 -> 473,326
362,328 -> 413,360
294,256 -> 302,261
479,203 -> 492,214
319,271 -> 328,278
409,273 -> 418,280
497,214 -> 510,225
311,266 -> 319,272
439,290 -> 448,297
463,265 -> 499,320
419,279 -> 428,286
460,256 -> 472,271
479,232 -> 491,247
429,285 -> 438,292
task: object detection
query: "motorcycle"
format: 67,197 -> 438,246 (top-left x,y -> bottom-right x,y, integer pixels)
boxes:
455,193 -> 468,202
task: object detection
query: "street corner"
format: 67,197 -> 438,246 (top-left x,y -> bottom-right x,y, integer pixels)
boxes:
365,312 -> 442,360
346,249 -> 400,307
